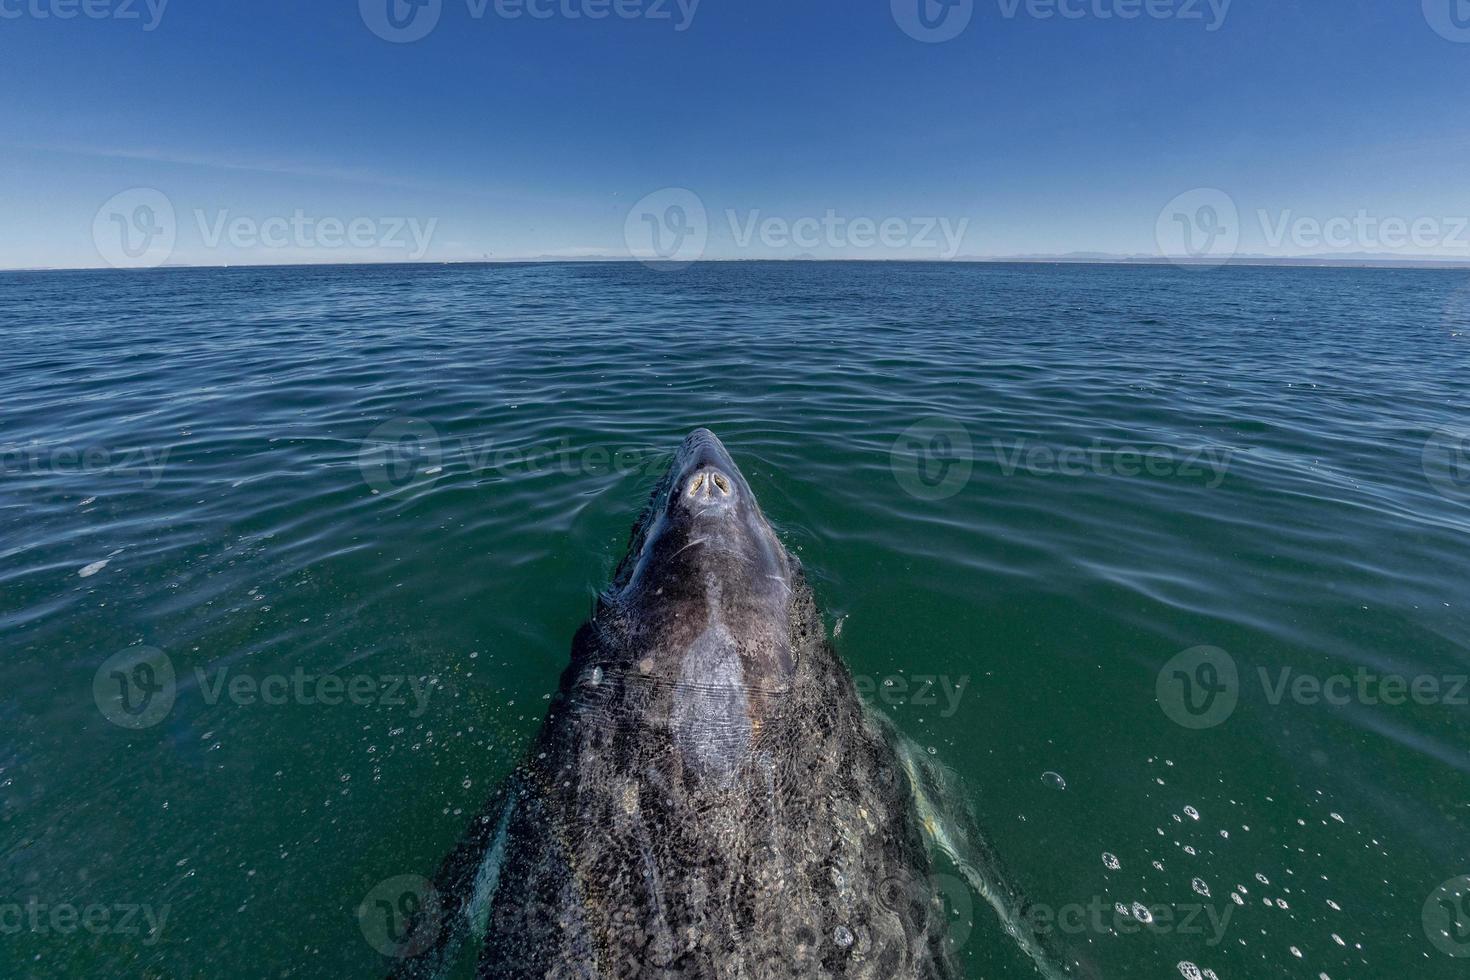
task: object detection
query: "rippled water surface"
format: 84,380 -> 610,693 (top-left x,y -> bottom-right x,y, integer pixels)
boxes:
2,262 -> 1469,978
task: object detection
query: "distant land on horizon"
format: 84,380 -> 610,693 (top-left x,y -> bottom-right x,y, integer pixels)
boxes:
7,253 -> 1470,273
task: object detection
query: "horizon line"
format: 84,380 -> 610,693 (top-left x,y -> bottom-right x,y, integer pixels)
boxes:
7,255 -> 1470,274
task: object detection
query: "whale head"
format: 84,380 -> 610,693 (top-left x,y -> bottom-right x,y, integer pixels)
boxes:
582,429 -> 799,784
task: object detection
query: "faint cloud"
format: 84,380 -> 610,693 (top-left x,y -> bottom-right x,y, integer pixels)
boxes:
3,141 -> 586,207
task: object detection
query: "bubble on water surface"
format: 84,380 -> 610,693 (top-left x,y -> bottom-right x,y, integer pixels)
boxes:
1042,771 -> 1067,790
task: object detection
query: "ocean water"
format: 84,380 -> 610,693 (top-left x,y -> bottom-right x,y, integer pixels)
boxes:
2,261 -> 1468,979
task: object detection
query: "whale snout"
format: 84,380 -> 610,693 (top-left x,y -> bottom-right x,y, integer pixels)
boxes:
679,428 -> 735,471
672,429 -> 743,516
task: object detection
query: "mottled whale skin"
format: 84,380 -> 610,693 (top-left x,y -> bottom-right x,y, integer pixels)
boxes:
395,430 -> 1059,979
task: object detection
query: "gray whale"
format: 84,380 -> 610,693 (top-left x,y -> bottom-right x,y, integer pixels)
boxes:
393,429 -> 1077,979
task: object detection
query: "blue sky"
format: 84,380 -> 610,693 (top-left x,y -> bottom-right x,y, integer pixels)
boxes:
1,0 -> 1468,268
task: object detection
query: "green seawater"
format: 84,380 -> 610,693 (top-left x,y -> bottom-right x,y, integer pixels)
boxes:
2,261 -> 1468,978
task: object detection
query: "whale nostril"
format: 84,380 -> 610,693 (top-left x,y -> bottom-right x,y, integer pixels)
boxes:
685,469 -> 733,502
